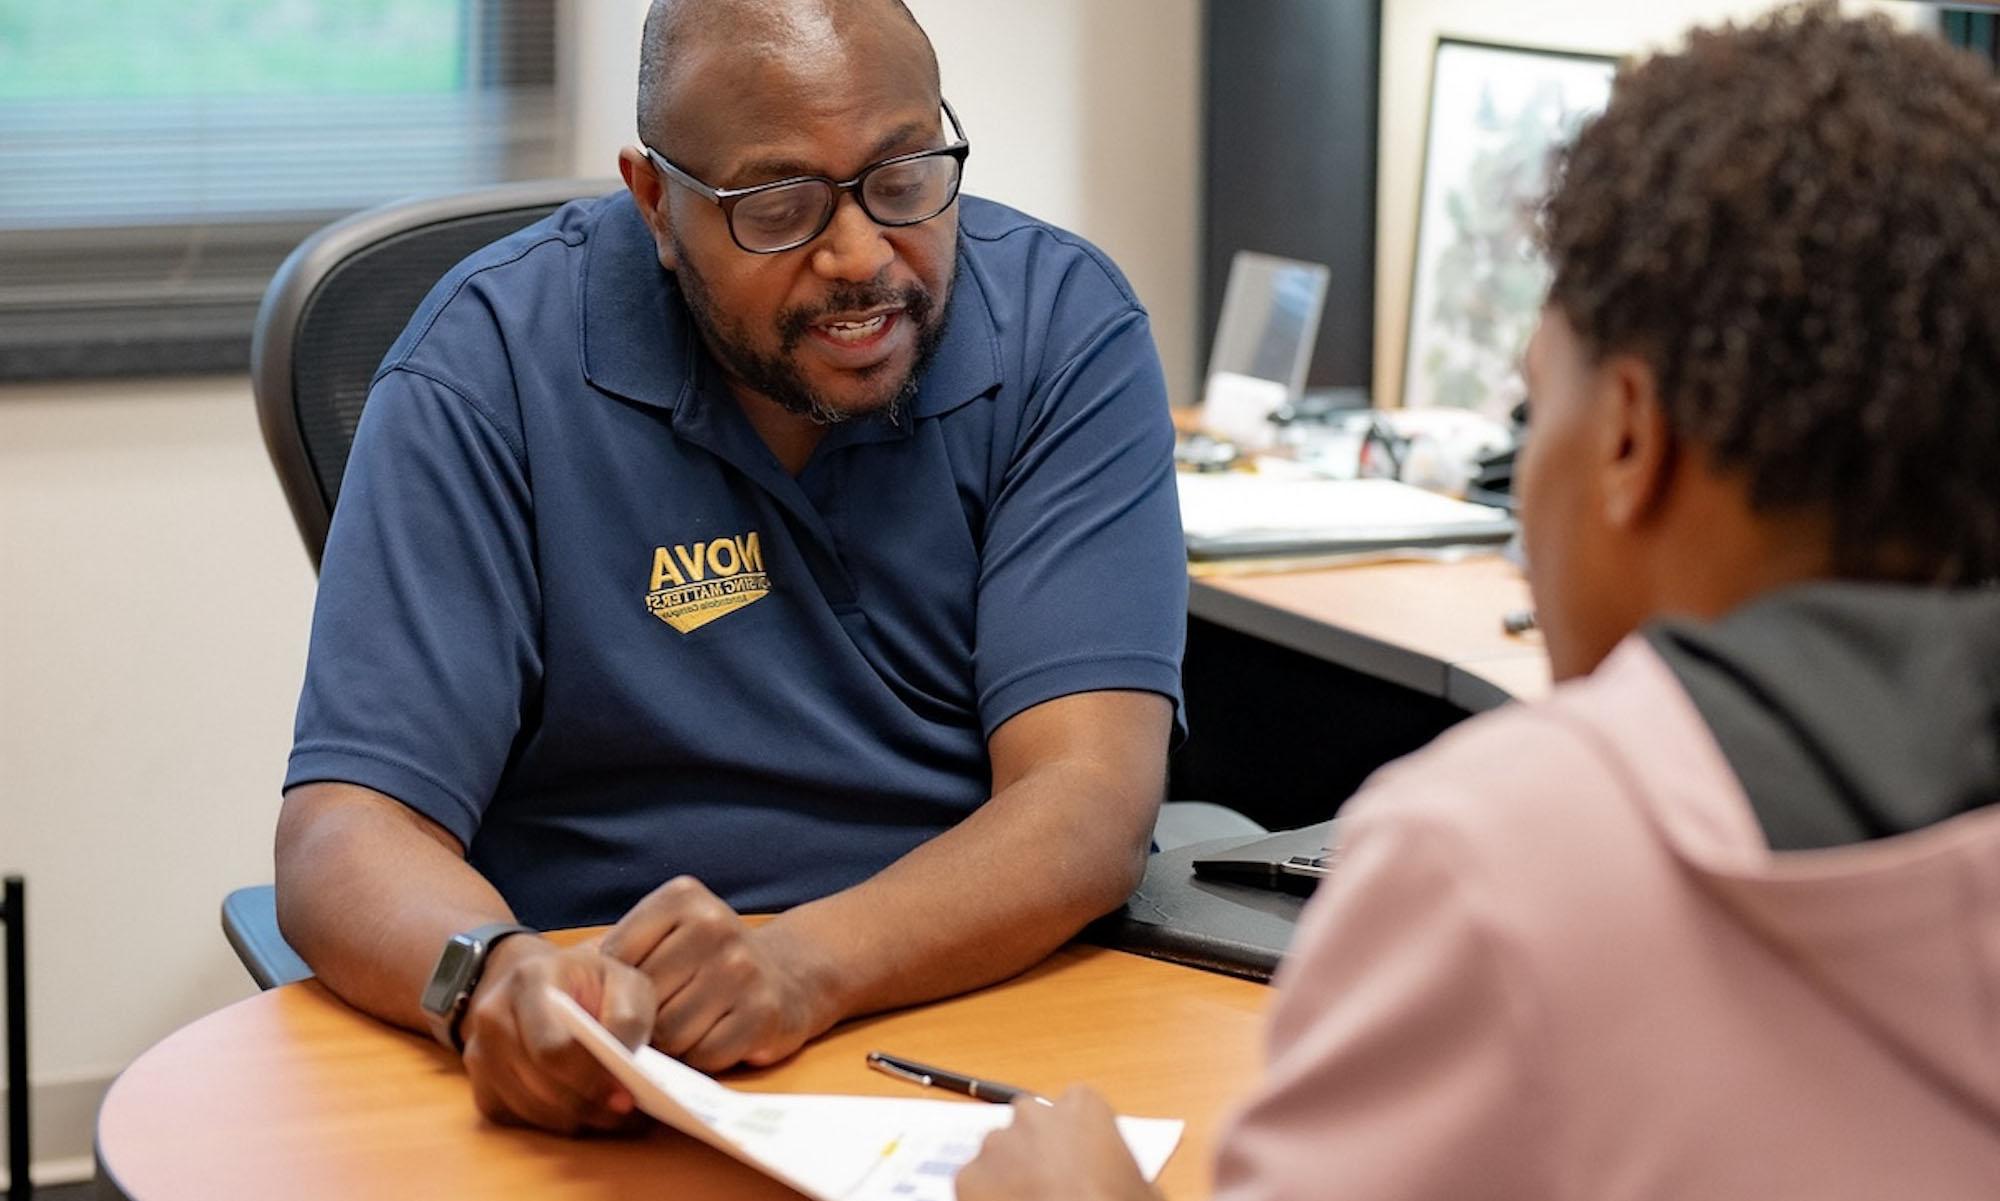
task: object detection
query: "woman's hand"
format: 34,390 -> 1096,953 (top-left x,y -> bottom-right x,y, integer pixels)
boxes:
955,1087 -> 1162,1201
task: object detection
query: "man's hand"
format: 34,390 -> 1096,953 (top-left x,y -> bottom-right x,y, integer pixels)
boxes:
458,937 -> 656,1134
956,1088 -> 1161,1201
600,876 -> 840,1072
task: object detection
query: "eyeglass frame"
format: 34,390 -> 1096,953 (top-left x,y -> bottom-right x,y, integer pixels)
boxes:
642,100 -> 971,255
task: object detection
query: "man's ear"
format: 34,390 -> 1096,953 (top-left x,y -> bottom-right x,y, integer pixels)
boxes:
1595,352 -> 1675,530
617,146 -> 681,272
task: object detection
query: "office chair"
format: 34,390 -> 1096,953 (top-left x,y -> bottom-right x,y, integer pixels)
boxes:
253,178 -> 614,570
228,179 -> 1262,990
230,179 -> 613,989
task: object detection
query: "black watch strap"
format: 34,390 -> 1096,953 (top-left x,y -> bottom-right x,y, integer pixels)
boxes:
420,921 -> 536,1052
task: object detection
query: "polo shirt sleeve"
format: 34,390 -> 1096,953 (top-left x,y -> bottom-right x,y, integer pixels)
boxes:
284,367 -> 542,849
973,307 -> 1188,738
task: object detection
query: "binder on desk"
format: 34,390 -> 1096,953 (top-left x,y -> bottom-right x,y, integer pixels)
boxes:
1092,822 -> 1340,982
1177,473 -> 1515,561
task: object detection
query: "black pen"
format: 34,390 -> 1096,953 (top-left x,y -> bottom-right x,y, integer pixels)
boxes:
866,1051 -> 1053,1105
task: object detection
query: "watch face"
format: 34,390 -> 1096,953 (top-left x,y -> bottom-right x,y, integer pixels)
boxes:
420,936 -> 481,1016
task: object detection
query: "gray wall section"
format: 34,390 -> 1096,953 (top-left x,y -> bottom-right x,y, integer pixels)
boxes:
1,1074 -> 111,1186
1202,0 -> 1381,390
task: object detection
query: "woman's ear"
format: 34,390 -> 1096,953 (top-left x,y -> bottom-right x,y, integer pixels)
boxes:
618,146 -> 681,272
1595,353 -> 1676,531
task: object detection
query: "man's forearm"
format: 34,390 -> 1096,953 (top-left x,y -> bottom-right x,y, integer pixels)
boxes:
768,761 -> 1149,1020
274,781 -> 530,1033
764,694 -> 1169,1023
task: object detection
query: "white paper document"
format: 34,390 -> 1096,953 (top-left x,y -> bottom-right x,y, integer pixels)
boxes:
1177,472 -> 1514,559
549,990 -> 1184,1201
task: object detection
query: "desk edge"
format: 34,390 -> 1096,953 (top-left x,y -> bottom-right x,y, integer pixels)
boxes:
1188,579 -> 1452,699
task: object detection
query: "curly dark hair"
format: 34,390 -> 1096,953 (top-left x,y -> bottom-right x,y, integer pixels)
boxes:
1540,3 -> 2000,584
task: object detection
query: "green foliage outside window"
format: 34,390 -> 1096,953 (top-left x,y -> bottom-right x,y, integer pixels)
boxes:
0,0 -> 463,99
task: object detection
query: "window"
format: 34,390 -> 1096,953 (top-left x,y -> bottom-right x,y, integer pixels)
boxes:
1942,8 -> 2000,65
0,0 -> 564,381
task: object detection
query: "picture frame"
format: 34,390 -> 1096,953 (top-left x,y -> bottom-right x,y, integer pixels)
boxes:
1401,38 -> 1618,419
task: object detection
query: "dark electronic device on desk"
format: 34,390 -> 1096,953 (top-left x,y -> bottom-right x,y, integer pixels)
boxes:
1465,400 -> 1527,512
1466,444 -> 1517,512
1095,821 -> 1340,981
1191,822 -> 1340,897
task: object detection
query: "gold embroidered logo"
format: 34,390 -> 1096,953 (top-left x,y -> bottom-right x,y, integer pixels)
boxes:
645,531 -> 770,633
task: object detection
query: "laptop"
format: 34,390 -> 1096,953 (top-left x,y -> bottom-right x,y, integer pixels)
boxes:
1190,820 -> 1340,897
1177,472 -> 1516,561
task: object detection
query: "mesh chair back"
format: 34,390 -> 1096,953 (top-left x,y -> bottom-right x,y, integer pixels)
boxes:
252,179 -> 615,568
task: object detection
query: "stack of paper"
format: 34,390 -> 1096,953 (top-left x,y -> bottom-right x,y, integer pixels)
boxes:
1177,472 -> 1514,560
550,991 -> 1184,1201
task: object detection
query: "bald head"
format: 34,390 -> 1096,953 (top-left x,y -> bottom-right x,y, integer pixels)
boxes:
636,0 -> 940,154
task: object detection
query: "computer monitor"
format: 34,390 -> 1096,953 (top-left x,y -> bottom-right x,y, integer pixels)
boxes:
1207,250 -> 1331,398
1201,250 -> 1330,447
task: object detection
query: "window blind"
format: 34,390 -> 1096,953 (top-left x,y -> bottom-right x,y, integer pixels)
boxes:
0,0 -> 564,381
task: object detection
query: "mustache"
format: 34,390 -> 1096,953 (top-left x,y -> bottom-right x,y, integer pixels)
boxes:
778,281 -> 936,351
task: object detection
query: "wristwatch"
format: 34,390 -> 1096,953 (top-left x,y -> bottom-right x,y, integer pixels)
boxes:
419,921 -> 536,1052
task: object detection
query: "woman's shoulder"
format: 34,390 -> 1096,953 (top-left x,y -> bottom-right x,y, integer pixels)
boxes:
1335,637 -> 1750,917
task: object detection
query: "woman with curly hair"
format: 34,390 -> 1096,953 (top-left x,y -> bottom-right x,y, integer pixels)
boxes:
959,6 -> 2000,1198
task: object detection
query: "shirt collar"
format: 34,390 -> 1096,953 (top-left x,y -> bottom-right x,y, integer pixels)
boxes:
579,192 -> 1001,422
578,192 -> 693,411
903,241 -> 1001,421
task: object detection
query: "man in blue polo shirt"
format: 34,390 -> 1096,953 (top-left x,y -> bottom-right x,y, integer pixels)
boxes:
274,0 -> 1186,1134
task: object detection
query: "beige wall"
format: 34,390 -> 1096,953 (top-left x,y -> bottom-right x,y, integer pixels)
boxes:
1373,0 -> 1926,407
0,2 -> 1201,1183
0,376 -> 317,1180
906,0 -> 1204,404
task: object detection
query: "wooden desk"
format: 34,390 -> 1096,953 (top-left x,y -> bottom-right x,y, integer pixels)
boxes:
1191,555 -> 1548,708
1169,411 -> 1546,705
96,943 -> 1270,1201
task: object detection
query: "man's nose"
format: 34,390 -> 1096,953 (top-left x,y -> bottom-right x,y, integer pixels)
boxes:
810,193 -> 895,282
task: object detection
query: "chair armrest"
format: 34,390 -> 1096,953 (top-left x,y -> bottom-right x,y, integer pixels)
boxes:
221,884 -> 315,990
1153,800 -> 1267,851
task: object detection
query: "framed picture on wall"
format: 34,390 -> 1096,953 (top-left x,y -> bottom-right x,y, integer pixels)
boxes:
1402,38 -> 1616,419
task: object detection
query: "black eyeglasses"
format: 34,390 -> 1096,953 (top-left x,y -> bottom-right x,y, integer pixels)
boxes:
643,101 -> 970,254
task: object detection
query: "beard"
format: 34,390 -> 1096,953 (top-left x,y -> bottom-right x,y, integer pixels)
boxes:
670,236 -> 953,427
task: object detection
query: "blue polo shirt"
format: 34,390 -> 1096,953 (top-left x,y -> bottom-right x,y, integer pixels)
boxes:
286,192 -> 1187,929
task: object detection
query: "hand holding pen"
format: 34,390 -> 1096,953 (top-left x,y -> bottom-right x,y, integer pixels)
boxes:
870,1053 -> 1161,1200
